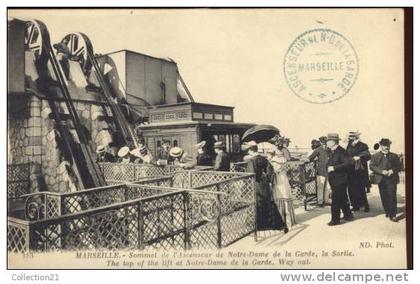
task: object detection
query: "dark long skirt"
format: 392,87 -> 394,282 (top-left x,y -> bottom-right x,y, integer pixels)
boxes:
255,181 -> 285,230
348,170 -> 369,209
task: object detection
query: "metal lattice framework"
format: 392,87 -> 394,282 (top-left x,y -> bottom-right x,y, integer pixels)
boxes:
99,163 -> 213,184
8,169 -> 256,252
192,172 -> 256,247
7,164 -> 31,199
17,177 -> 174,220
14,189 -> 226,251
7,218 -> 30,253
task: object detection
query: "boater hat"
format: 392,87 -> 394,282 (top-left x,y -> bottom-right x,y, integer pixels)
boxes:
96,145 -> 106,154
169,147 -> 184,158
379,138 -> 392,146
118,146 -> 130,157
326,133 -> 341,142
195,141 -> 206,149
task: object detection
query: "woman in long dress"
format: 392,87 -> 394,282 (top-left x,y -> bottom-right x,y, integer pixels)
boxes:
267,148 -> 297,230
243,142 -> 287,233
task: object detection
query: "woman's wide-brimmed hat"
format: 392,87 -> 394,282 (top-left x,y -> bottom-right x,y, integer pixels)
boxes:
326,133 -> 341,142
118,146 -> 130,157
169,147 -> 184,158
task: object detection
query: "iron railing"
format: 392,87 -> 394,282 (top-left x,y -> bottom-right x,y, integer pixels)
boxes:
8,187 -> 227,251
8,169 -> 256,252
99,163 -> 212,183
7,163 -> 31,199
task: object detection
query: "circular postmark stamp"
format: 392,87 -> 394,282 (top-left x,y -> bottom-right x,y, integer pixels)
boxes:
283,29 -> 359,104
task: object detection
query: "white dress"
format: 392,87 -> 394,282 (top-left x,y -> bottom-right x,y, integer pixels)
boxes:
269,155 -> 296,227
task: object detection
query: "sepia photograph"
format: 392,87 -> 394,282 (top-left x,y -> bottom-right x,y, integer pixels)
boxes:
6,7 -> 412,270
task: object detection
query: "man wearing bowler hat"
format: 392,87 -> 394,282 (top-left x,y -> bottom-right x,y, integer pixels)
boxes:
369,138 -> 402,222
213,141 -> 230,171
308,136 -> 332,206
326,133 -> 354,226
346,131 -> 371,212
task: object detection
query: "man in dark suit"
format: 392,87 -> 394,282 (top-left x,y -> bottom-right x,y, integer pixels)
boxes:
213,141 -> 230,171
326,133 -> 354,226
369,138 -> 402,222
346,131 -> 371,212
308,136 -> 332,206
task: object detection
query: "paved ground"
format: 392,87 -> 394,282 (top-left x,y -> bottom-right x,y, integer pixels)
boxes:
229,184 -> 407,268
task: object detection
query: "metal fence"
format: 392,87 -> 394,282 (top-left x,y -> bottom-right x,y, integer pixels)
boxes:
99,163 -> 213,184
8,168 -> 256,252
7,163 -> 31,199
26,190 -> 190,251
9,176 -> 173,221
231,160 -> 318,210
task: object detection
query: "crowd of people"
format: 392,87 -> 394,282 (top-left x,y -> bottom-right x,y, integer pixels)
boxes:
241,136 -> 296,234
95,130 -> 403,233
95,139 -> 232,171
307,132 -> 403,226
240,131 -> 404,235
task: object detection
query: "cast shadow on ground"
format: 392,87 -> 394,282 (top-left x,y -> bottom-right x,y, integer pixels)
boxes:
295,193 -> 406,224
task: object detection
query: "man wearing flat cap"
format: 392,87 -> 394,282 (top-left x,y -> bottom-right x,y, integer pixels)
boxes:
326,133 -> 354,226
213,141 -> 230,171
369,138 -> 402,222
346,131 -> 371,212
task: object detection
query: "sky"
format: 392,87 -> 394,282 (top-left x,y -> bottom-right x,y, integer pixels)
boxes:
9,8 -> 406,152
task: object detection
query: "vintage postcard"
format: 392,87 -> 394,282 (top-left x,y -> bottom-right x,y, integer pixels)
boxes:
6,8 -> 412,270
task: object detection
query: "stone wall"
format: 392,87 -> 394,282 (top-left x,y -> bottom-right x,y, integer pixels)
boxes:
8,94 -> 114,194
8,95 -> 42,193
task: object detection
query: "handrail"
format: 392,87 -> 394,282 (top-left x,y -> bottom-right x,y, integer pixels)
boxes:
128,184 -> 227,196
190,170 -> 253,177
29,190 -> 185,225
7,216 -> 31,225
15,176 -> 173,199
